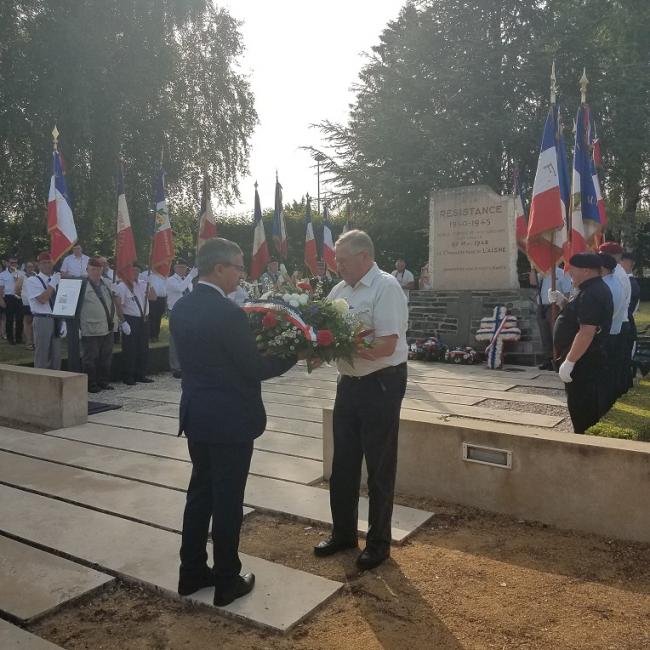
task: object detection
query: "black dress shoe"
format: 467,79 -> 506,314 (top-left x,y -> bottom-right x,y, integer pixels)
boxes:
313,536 -> 358,557
99,383 -> 114,390
538,360 -> 554,370
136,376 -> 154,383
88,384 -> 102,394
356,547 -> 390,571
172,371 -> 182,379
213,573 -> 255,607
178,568 -> 215,596
124,378 -> 136,386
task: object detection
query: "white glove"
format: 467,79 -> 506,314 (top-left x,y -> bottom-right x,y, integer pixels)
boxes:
547,289 -> 564,305
50,272 -> 61,288
58,321 -> 67,338
189,267 -> 198,279
558,359 -> 575,383
120,321 -> 131,335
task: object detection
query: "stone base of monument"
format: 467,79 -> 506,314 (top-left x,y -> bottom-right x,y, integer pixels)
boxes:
408,288 -> 543,366
322,409 -> 650,545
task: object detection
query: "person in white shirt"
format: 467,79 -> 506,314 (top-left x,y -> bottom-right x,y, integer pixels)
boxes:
139,269 -> 167,342
16,261 -> 36,349
0,255 -> 25,344
166,259 -> 197,378
114,262 -> 156,385
60,244 -> 89,279
391,258 -> 415,301
314,230 -> 408,571
530,266 -> 573,369
26,252 -> 63,369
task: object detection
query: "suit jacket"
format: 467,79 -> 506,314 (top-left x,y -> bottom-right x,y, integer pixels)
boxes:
169,283 -> 297,444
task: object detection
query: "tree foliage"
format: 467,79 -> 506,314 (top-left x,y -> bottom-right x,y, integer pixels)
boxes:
0,0 -> 256,261
316,0 -> 650,268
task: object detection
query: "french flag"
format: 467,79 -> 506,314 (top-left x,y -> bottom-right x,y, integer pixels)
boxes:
197,172 -> 217,250
272,173 -> 288,259
115,161 -> 137,279
588,114 -> 607,237
304,196 -> 319,276
250,182 -> 269,280
569,105 -> 602,257
526,108 -> 566,274
322,204 -> 336,273
151,167 -> 174,277
513,168 -> 528,253
47,148 -> 77,263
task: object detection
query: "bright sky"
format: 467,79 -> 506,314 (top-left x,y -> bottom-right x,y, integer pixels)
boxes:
220,0 -> 406,217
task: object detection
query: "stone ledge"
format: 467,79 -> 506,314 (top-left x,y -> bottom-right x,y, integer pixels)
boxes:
322,408 -> 650,544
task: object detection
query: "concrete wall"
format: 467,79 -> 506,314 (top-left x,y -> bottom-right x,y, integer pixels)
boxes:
408,288 -> 543,365
0,364 -> 87,429
323,409 -> 650,544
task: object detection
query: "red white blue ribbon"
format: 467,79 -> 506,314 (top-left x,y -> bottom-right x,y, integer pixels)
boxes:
242,300 -> 318,342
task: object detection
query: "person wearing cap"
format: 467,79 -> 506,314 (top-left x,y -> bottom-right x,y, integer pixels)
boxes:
114,261 -> 156,385
598,252 -> 626,407
259,258 -> 281,292
79,257 -> 124,393
620,253 -> 641,392
26,252 -> 64,369
552,252 -> 613,433
60,243 -> 89,279
167,259 -> 197,379
0,256 -> 25,345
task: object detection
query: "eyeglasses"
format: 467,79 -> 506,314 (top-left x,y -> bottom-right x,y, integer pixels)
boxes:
224,263 -> 246,272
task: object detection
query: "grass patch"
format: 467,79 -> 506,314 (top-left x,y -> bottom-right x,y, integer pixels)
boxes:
0,319 -> 170,367
636,300 -> 650,332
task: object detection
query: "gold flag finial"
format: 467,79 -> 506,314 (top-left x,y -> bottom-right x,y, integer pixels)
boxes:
52,125 -> 59,150
579,68 -> 589,104
550,60 -> 557,105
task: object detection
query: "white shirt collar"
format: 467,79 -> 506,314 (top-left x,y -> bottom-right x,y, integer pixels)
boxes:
351,262 -> 380,289
198,280 -> 225,297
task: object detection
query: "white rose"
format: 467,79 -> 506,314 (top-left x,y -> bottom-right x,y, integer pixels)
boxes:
290,293 -> 300,302
298,293 -> 309,305
282,293 -> 292,302
331,298 -> 349,314
289,299 -> 300,308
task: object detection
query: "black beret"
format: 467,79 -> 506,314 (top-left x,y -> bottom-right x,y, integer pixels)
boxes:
569,252 -> 602,269
598,252 -> 617,271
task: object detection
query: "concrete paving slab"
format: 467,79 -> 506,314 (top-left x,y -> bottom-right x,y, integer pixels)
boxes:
0,450 -> 252,531
0,619 -> 64,649
0,535 -> 113,622
29,426 -> 323,485
90,409 -> 179,434
0,429 -> 428,543
0,485 -> 342,632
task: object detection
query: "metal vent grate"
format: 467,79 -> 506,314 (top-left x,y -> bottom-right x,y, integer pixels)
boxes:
462,443 -> 512,469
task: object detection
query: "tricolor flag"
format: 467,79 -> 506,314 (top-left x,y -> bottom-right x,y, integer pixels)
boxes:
526,108 -> 566,274
322,204 -> 336,273
272,174 -> 288,259
197,172 -> 217,251
554,103 -> 571,260
588,114 -> 607,237
115,161 -> 137,278
47,146 -> 77,263
304,196 -> 319,276
151,167 -> 174,277
250,182 -> 269,280
513,168 -> 528,253
569,104 -> 603,256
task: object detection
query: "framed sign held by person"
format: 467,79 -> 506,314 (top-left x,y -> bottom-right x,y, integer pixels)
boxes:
53,278 -> 85,319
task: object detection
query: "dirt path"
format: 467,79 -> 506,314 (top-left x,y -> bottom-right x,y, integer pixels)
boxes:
30,496 -> 650,650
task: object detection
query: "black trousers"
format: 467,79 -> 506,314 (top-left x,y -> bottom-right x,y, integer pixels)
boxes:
82,333 -> 114,388
330,365 -> 407,550
620,322 -> 635,394
180,439 -> 254,585
4,295 -> 23,343
605,334 -> 625,407
148,297 -> 166,340
122,315 -> 149,381
565,358 -> 608,434
536,304 -> 553,360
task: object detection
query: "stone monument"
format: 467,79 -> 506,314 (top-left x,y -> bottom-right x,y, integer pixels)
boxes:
428,185 -> 518,291
409,184 -> 542,365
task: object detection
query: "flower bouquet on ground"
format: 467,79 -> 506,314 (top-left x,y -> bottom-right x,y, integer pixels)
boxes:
242,285 -> 368,372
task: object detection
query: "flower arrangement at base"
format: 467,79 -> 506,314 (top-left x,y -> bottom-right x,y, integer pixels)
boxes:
242,287 -> 366,372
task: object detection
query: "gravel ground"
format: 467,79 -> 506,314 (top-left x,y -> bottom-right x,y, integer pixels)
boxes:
509,385 -> 566,398
89,372 -> 180,414
477,398 -> 573,432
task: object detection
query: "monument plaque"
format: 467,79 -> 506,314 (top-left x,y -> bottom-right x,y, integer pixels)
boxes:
429,185 -> 518,290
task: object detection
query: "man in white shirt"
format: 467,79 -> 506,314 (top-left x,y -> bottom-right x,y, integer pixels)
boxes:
530,266 -> 573,369
166,259 -> 197,378
140,268 -> 167,342
314,230 -> 408,570
26,252 -> 63,369
114,262 -> 156,385
391,258 -> 415,300
60,244 -> 89,279
0,256 -> 25,344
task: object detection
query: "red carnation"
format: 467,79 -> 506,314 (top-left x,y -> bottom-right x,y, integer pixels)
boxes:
262,312 -> 278,329
298,282 -> 312,291
317,329 -> 334,346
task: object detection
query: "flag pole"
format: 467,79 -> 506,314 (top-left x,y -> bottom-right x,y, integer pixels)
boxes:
112,157 -> 122,288
144,143 -> 165,320
549,62 -> 559,324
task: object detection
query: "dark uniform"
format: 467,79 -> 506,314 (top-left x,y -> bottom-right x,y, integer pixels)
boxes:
554,275 -> 613,434
623,274 -> 641,392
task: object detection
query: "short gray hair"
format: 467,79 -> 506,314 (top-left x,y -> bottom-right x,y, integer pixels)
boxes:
197,238 -> 243,276
336,229 -> 374,259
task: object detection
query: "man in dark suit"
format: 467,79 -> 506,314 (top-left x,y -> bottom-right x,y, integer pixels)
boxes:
170,238 -> 297,607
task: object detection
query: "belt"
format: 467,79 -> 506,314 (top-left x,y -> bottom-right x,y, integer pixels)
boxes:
343,362 -> 407,381
33,313 -> 54,318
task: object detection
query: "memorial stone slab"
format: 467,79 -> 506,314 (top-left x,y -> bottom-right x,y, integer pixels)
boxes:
428,185 -> 518,290
0,535 -> 113,622
0,619 -> 64,650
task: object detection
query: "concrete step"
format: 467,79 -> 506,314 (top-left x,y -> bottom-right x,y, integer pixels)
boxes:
0,619 -> 64,649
